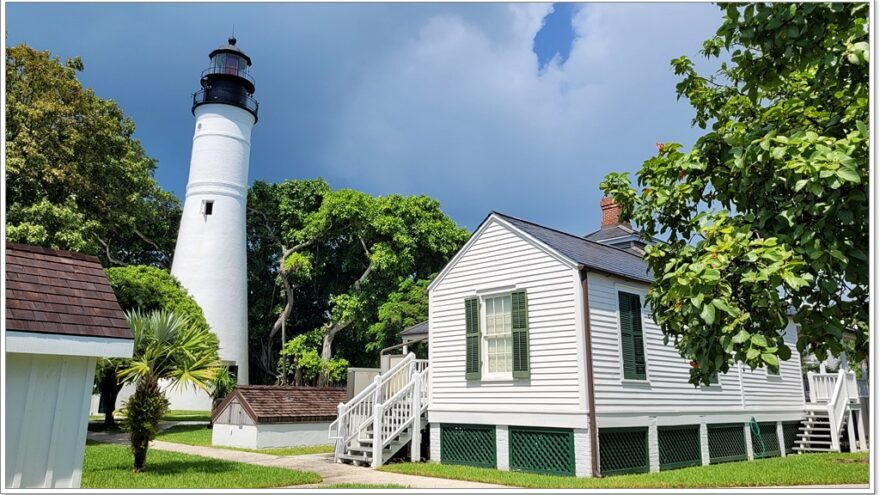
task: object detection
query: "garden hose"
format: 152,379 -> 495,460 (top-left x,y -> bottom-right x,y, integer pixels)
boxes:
749,417 -> 766,458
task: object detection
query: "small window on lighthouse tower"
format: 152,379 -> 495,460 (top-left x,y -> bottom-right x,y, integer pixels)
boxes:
202,200 -> 214,216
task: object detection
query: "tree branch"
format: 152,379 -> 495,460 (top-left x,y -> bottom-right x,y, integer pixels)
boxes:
97,238 -> 129,267
133,229 -> 170,268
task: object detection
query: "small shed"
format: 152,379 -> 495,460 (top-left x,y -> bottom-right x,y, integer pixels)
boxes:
212,386 -> 347,449
5,243 -> 133,489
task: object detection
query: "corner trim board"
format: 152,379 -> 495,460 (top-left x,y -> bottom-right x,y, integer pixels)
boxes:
580,266 -> 600,477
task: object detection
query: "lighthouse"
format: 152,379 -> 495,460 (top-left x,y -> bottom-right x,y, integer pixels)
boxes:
171,37 -> 258,389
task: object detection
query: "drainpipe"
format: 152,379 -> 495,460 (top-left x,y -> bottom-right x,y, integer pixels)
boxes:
579,266 -> 600,477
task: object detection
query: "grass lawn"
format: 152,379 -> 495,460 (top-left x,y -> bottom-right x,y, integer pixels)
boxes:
81,441 -> 320,489
321,483 -> 409,489
90,409 -> 212,422
380,452 -> 869,488
156,424 -> 334,456
161,409 -> 212,422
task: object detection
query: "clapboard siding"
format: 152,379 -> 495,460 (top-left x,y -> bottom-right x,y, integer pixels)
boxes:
429,219 -> 584,413
588,271 -> 805,414
740,320 -> 806,409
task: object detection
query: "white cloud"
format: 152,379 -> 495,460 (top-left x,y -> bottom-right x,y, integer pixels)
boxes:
315,4 -> 721,232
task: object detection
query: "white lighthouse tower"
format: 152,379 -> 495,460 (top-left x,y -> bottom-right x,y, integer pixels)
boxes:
171,37 -> 258,392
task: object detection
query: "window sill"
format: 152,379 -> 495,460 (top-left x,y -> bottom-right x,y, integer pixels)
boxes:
480,374 -> 517,383
620,378 -> 651,386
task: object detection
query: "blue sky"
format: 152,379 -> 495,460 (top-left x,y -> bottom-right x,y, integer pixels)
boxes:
6,3 -> 723,234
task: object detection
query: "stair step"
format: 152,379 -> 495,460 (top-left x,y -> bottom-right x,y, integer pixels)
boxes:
793,446 -> 837,452
797,439 -> 833,445
338,453 -> 372,464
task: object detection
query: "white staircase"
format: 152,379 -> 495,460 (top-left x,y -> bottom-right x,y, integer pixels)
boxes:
796,370 -> 867,453
329,353 -> 429,467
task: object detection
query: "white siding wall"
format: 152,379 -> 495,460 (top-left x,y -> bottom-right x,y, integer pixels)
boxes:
428,219 -> 586,426
5,353 -> 96,489
212,422 -> 331,449
740,320 -> 806,411
587,271 -> 804,424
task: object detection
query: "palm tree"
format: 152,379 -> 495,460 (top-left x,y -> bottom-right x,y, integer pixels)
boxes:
118,309 -> 220,472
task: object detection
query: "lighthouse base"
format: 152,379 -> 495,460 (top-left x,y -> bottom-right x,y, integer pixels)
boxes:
90,381 -> 213,418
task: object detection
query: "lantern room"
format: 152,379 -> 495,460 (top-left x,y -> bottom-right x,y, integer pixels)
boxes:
192,36 -> 258,120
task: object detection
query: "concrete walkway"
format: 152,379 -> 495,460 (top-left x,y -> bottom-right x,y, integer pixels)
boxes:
86,430 -> 503,488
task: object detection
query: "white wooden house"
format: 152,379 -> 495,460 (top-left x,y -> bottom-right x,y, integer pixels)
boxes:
328,201 -> 867,477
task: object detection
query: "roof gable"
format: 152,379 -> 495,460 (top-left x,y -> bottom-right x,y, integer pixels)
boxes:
5,243 -> 132,340
427,214 -> 578,292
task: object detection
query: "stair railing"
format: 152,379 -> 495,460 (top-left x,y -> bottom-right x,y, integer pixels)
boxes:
825,369 -> 850,452
808,371 -> 838,402
370,366 -> 431,468
329,353 -> 417,458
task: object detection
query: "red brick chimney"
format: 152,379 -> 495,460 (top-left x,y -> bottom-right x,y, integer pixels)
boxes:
600,197 -> 629,228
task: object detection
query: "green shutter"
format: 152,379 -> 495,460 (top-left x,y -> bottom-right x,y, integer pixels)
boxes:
619,292 -> 646,380
465,298 -> 481,380
511,291 -> 530,379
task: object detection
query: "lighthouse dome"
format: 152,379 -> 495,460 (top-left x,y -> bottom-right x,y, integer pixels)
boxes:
209,36 -> 252,67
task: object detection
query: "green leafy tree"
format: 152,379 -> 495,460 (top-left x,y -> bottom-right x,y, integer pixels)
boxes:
97,266 -> 209,427
276,330 -> 349,386
296,191 -> 468,385
367,277 -> 432,352
119,310 -> 220,472
600,3 -> 868,385
5,44 -> 180,266
248,180 -> 468,385
247,179 -> 332,382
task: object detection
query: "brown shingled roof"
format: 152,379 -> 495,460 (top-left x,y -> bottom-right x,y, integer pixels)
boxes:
214,386 -> 347,424
5,243 -> 132,340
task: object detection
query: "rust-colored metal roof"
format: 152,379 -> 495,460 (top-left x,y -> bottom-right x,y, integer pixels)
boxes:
5,243 -> 132,340
214,386 -> 347,424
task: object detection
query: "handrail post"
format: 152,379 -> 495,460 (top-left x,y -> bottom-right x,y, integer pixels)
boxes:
372,374 -> 383,407
334,403 -> 346,460
847,409 -> 857,451
807,371 -> 815,402
410,373 -> 422,461
372,403 -> 384,468
829,402 -> 841,451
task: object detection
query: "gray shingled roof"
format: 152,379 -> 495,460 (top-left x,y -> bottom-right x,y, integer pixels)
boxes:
492,212 -> 652,283
400,320 -> 429,337
583,224 -> 638,242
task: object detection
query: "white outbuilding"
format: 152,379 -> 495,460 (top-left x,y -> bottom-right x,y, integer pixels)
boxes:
5,243 -> 134,488
212,386 -> 347,449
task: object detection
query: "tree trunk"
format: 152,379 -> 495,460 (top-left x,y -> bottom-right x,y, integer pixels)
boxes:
317,322 -> 348,386
99,371 -> 123,428
128,373 -> 168,473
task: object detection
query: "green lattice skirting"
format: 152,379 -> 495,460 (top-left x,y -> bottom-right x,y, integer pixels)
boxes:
752,422 -> 781,458
440,424 -> 496,468
782,421 -> 801,454
509,427 -> 575,476
707,423 -> 747,464
599,427 -> 649,476
658,425 -> 702,470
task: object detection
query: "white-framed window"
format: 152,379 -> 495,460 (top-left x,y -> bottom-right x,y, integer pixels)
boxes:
483,294 -> 513,375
